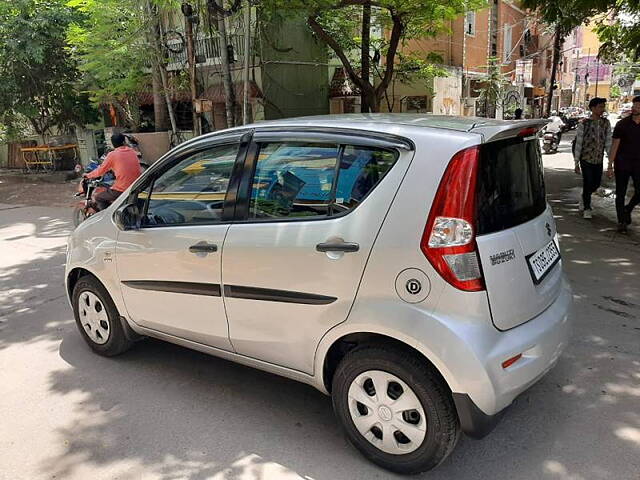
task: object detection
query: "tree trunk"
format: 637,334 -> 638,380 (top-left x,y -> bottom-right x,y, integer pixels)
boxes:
360,2 -> 371,113
546,24 -> 562,117
308,9 -> 403,115
373,11 -> 403,113
146,0 -> 178,136
184,9 -> 201,136
152,67 -> 169,131
212,0 -> 237,128
370,91 -> 381,113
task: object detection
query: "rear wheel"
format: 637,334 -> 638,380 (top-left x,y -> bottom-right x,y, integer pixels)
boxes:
72,276 -> 133,356
332,345 -> 460,474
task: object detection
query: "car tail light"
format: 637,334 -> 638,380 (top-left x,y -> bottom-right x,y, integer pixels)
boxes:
420,146 -> 485,292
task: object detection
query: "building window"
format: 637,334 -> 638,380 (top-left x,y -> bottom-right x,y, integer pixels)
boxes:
465,11 -> 476,36
503,24 -> 513,63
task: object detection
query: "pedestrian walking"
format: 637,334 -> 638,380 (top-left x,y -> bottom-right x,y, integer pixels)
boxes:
608,95 -> 640,233
573,97 -> 612,219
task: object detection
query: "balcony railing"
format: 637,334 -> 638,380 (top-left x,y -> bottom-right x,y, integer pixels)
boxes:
166,33 -> 246,70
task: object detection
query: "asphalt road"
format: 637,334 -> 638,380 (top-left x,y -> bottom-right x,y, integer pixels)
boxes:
1,145 -> 639,480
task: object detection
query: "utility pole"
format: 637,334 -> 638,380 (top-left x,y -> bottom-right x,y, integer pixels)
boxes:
242,0 -> 251,125
360,1 -> 371,113
545,23 -> 562,117
182,2 -> 201,137
584,48 -> 591,105
210,0 -> 237,128
572,48 -> 579,106
595,57 -> 600,97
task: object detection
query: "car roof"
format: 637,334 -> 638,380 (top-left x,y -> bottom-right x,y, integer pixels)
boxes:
254,113 -> 520,131
248,114 -> 547,141
179,114 -> 548,156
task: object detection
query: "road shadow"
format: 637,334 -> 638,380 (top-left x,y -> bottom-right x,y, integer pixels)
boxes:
3,166 -> 640,479
0,208 -> 72,349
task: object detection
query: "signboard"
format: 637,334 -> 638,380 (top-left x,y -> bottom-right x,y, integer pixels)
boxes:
576,56 -> 612,83
515,59 -> 533,84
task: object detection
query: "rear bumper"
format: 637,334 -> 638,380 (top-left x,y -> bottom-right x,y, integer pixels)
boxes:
452,279 -> 572,437
485,278 -> 572,413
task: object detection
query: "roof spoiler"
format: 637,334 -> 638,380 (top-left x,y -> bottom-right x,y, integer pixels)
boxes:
470,119 -> 549,143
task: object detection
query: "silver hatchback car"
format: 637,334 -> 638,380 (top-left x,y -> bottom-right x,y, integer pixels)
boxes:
65,115 -> 572,474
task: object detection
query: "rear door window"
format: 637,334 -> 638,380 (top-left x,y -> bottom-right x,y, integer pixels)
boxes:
247,142 -> 397,220
476,137 -> 546,235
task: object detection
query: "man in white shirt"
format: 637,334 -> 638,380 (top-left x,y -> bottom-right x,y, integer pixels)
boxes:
545,112 -> 565,143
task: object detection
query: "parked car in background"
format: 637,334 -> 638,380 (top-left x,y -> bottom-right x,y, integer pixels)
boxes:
619,103 -> 633,118
65,115 -> 572,474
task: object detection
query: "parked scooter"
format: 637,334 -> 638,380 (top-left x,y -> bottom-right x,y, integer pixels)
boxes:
542,131 -> 560,154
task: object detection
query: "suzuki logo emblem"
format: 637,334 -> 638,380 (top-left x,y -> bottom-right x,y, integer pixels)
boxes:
545,222 -> 552,237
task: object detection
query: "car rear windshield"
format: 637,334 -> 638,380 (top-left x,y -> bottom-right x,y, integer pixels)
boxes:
476,136 -> 546,235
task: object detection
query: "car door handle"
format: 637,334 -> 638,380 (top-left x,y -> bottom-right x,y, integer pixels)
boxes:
316,241 -> 360,253
189,242 -> 218,253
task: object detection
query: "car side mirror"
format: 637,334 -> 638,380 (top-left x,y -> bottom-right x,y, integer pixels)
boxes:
114,203 -> 141,230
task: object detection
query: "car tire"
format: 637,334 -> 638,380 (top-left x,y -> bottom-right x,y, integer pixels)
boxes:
72,276 -> 134,357
332,345 -> 460,474
72,207 -> 87,227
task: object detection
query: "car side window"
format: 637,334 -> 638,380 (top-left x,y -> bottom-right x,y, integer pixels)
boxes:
247,141 -> 397,220
333,145 -> 397,212
249,142 -> 340,219
139,144 -> 239,227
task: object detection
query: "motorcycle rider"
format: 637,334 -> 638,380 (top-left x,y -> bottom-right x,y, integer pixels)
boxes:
545,111 -> 565,144
573,97 -> 612,219
84,133 -> 141,211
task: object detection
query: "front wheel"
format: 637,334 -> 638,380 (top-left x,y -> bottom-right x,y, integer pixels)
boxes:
72,207 -> 88,227
543,143 -> 552,154
72,276 -> 134,356
331,346 -> 460,474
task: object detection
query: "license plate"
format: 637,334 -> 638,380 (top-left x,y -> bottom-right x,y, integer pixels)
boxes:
526,240 -> 560,284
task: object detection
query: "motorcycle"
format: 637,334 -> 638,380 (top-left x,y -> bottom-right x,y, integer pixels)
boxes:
542,131 -> 560,154
72,172 -> 112,227
71,149 -> 148,227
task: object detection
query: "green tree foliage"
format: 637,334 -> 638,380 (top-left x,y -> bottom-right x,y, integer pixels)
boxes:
521,1 -> 592,36
0,0 -> 96,141
523,0 -> 640,62
476,57 -> 509,118
593,2 -> 640,62
67,0 -> 152,128
259,0 -> 484,112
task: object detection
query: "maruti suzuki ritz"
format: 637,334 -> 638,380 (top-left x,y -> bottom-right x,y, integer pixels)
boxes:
65,115 -> 572,474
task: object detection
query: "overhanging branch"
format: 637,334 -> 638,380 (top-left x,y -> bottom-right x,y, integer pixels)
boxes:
376,10 -> 403,96
307,15 -> 367,91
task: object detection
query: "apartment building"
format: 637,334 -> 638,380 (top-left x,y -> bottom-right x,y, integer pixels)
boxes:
126,9 -> 330,132
379,0 -> 555,117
